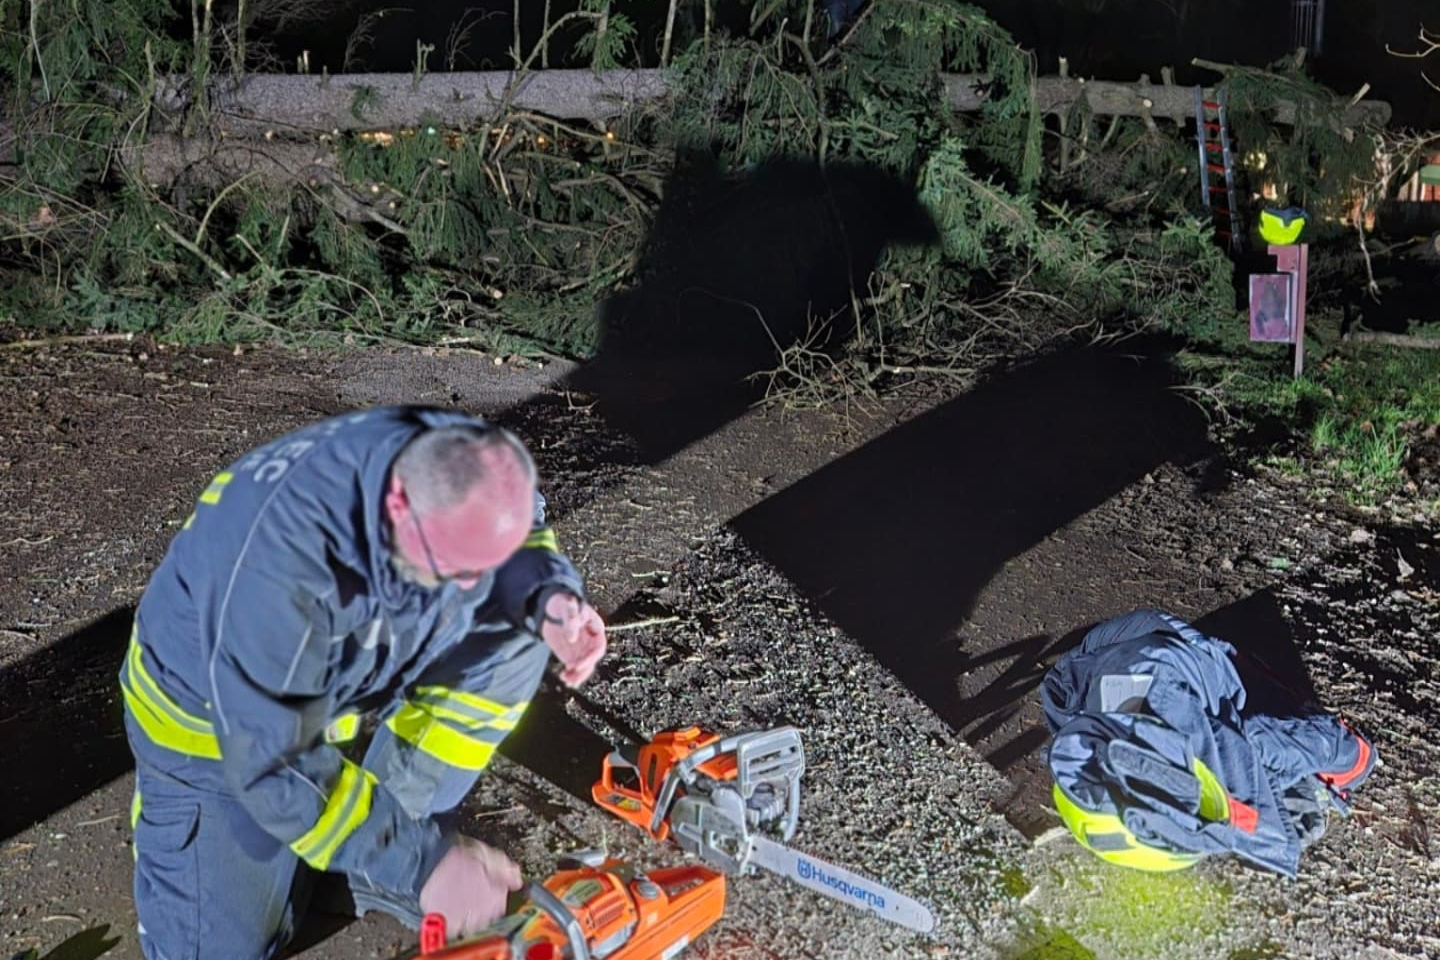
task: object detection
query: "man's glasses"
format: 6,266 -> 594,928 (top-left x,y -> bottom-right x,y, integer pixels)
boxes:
408,510 -> 489,585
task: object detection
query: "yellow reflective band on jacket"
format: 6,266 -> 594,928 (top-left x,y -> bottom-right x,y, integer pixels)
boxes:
290,761 -> 377,871
523,527 -> 560,553
120,631 -> 222,760
384,688 -> 527,771
131,786 -> 142,861
1052,783 -> 1203,872
411,686 -> 525,730
325,712 -> 362,744
198,471 -> 235,506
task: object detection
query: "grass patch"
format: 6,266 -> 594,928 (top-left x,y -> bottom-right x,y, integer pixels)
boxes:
1178,321 -> 1440,504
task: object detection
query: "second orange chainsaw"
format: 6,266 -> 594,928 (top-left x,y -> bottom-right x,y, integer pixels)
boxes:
592,725 -> 936,934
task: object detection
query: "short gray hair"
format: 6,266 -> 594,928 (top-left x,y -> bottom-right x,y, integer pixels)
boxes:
392,423 -> 536,515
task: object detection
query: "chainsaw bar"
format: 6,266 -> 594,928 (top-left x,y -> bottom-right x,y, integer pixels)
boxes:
747,834 -> 937,934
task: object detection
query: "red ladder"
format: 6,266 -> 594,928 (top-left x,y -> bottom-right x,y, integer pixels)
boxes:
1193,87 -> 1241,252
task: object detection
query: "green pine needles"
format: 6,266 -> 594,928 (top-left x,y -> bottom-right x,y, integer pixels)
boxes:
0,0 -> 1366,387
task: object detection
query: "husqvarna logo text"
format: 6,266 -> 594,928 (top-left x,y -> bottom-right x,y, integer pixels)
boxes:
795,857 -> 887,910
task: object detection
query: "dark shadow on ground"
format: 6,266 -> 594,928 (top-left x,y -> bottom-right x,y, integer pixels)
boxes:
1196,588 -> 1319,714
556,150 -> 938,465
498,675 -> 651,801
14,924 -> 121,960
729,344 -> 1215,753
0,607 -> 133,841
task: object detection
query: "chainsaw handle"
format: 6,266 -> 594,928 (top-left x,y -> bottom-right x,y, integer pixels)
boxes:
524,881 -> 590,960
593,751 -> 669,840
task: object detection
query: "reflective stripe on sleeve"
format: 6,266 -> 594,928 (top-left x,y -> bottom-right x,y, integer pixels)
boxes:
289,761 -> 377,871
383,688 -> 529,771
120,630 -> 222,760
522,528 -> 560,552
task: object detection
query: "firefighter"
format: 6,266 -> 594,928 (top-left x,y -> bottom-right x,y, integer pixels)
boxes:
119,407 -> 607,960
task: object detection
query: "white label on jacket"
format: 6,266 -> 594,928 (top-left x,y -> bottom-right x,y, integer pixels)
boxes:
1100,674 -> 1153,713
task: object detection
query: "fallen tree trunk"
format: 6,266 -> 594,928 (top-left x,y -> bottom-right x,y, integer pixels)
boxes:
183,69 -> 1389,134
0,68 -> 1391,197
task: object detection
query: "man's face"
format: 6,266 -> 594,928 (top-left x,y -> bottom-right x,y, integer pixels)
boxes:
386,451 -> 534,590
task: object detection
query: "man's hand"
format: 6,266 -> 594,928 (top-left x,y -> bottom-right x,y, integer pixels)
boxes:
419,837 -> 523,937
539,591 -> 607,688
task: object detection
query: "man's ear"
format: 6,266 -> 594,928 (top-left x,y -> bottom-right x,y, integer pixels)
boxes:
383,474 -> 409,522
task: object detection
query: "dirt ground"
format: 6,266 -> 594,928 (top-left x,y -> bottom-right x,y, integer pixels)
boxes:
1,331 -> 1437,960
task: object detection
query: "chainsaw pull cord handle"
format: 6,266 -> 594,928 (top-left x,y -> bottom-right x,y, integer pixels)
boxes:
525,881 -> 591,960
418,913 -> 447,955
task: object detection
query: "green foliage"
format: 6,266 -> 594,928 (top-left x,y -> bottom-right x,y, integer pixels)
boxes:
1059,118 -> 1198,220
0,0 -> 1236,370
572,0 -> 636,70
349,85 -> 382,121
1220,66 -> 1383,234
1182,337 -> 1440,500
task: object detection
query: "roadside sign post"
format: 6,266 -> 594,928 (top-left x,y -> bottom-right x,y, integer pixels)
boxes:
1248,242 -> 1309,378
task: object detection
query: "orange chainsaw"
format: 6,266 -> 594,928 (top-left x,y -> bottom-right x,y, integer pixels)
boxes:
405,851 -> 724,960
592,725 -> 936,934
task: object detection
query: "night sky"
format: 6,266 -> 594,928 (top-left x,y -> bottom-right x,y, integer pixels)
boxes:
267,0 -> 1440,128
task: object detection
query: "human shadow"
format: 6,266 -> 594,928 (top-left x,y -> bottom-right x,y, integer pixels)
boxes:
727,343 -> 1216,782
555,149 -> 939,465
0,606 -> 133,841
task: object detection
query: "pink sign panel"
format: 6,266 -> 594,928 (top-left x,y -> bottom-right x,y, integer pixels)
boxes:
1249,273 -> 1295,343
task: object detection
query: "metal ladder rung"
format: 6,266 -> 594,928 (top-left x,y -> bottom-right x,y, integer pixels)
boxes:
1194,85 -> 1241,253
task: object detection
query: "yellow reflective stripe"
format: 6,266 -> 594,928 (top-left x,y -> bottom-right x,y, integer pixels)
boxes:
290,761 -> 376,871
182,512 -> 195,530
412,688 -> 526,729
523,528 -> 559,552
411,700 -> 489,728
198,471 -> 234,506
1051,783 -> 1200,873
413,685 -> 511,717
126,639 -> 211,734
131,787 -> 141,862
1192,757 -> 1230,823
121,634 -> 222,760
385,706 -> 499,771
120,684 -> 223,760
325,712 -> 362,744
